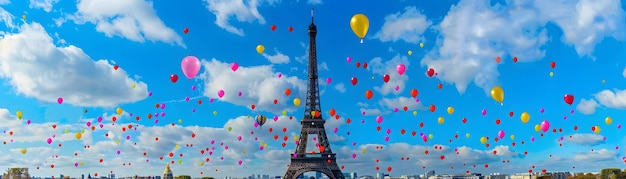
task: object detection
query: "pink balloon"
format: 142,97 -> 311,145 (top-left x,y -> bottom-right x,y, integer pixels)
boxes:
238,91 -> 242,96
386,129 -> 391,134
540,108 -> 544,113
352,153 -> 357,158
218,90 -> 225,98
481,109 -> 487,116
231,62 -> 239,72
47,138 -> 52,144
346,57 -> 352,63
384,136 -> 390,142
192,86 -> 196,90
497,130 -> 505,139
333,128 -> 338,133
148,92 -> 153,96
238,160 -> 243,165
541,120 -> 550,132
396,64 -> 406,75
618,124 -> 622,129
395,86 -> 400,91
97,116 -> 103,123
376,116 -> 383,124
57,97 -> 63,104
185,97 -> 190,102
181,56 -> 201,79
277,73 -> 282,78
26,120 -> 31,125
86,122 -> 91,127
531,136 -> 535,142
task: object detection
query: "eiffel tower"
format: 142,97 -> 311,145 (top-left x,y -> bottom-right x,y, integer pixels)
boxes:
283,9 -> 345,179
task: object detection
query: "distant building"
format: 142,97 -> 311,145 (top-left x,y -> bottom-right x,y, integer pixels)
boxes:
486,173 -> 508,179
163,164 -> 173,179
428,174 -> 481,179
540,172 -> 570,179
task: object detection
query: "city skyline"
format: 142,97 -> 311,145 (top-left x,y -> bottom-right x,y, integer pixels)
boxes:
1,0 -> 626,178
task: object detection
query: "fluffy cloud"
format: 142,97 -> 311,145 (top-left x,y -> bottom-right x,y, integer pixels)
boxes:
359,108 -> 388,117
203,0 -> 277,36
334,83 -> 346,93
307,0 -> 322,5
593,89 -> 626,109
0,23 -> 148,108
576,98 -> 599,115
368,55 -> 410,96
573,149 -> 618,162
29,0 -> 59,12
421,0 -> 625,94
63,0 -> 183,46
263,48 -> 290,64
0,108 -> 94,145
379,97 -> 425,112
0,0 -> 8,5
374,6 -> 432,44
199,59 -> 307,115
563,134 -> 605,146
0,7 -> 15,29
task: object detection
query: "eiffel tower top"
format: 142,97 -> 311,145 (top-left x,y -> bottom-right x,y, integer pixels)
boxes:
303,8 -> 322,121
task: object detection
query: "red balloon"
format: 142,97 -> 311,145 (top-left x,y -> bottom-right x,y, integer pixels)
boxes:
365,90 -> 373,100
383,74 -> 390,83
271,25 -> 276,31
564,94 -> 574,105
288,26 -> 293,32
387,167 -> 392,172
183,28 -> 189,34
513,57 -> 518,62
350,77 -> 358,85
356,62 -> 361,68
113,65 -> 119,70
426,68 -> 435,77
170,74 -> 178,83
550,61 -> 556,68
410,89 -> 418,98
363,63 -> 368,69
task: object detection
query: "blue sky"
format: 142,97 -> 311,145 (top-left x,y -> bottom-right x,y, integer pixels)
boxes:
1,0 -> 626,178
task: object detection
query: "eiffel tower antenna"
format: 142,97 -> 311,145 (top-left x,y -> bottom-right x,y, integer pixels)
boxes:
311,8 -> 314,22
283,10 -> 345,179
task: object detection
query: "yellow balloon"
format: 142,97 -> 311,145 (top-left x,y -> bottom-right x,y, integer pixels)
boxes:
20,148 -> 26,154
178,119 -> 183,124
75,132 -> 82,140
81,129 -> 85,133
437,117 -> 444,124
413,111 -> 417,116
534,124 -> 541,132
247,115 -> 250,118
242,150 -> 247,154
602,80 -> 606,84
311,111 -> 315,117
605,117 -> 612,125
594,126 -> 601,134
293,136 -> 298,141
408,50 -> 413,56
64,129 -> 69,134
350,14 -> 369,43
520,112 -> 530,124
213,111 -> 217,116
293,98 -> 301,106
256,45 -> 265,54
263,143 -> 267,148
116,107 -> 123,115
80,162 -> 84,166
510,135 -> 515,140
228,126 -> 232,131
465,133 -> 470,138
175,144 -> 179,149
361,149 -> 366,154
131,84 -> 136,89
420,42 -> 424,48
490,86 -> 504,103
447,106 -> 454,115
178,159 -> 182,164
549,72 -> 554,77
200,162 -> 205,166
428,134 -> 433,139
480,137 -> 487,144
16,111 -> 22,120
115,139 -> 120,145
282,110 -> 287,116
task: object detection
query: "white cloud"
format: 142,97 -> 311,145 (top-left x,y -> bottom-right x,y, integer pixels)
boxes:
203,0 -> 276,36
64,0 -> 184,46
0,7 -> 15,29
422,0 -> 625,95
374,6 -> 432,44
334,83 -> 346,93
0,23 -> 148,107
573,149 -> 617,162
29,0 -> 59,12
379,97 -> 425,111
359,108 -> 388,116
534,0 -> 626,57
576,98 -> 599,115
199,59 -> 307,115
0,0 -> 9,5
0,108 -> 94,145
263,48 -> 290,64
564,133 -> 605,146
318,61 -> 329,71
368,55 -> 410,96
594,89 -> 626,109
307,0 -> 321,5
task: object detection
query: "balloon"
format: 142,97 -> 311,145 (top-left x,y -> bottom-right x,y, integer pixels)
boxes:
231,62 -> 239,72
510,135 -> 515,140
256,45 -> 265,54
293,98 -> 301,106
350,14 -> 369,43
75,132 -> 82,140
594,126 -> 601,134
480,137 -> 487,144
447,106 -> 454,115
550,61 -> 556,68
481,109 -> 487,116
170,74 -> 178,83
497,130 -> 505,139
116,107 -> 123,115
351,77 -> 358,85
408,50 -> 412,56
47,138 -> 52,144
181,56 -> 201,79
520,112 -> 530,124
413,111 -> 417,116
20,148 -> 26,154
410,89 -> 418,98
131,84 -> 136,89
376,116 -> 383,124
549,72 -> 554,77
16,111 -> 22,119
428,134 -> 433,139
228,127 -> 232,131
365,90 -> 373,100
490,86 -> 504,103
57,97 -> 63,104
466,133 -> 470,138
540,120 -> 550,132
285,88 -> 291,96
535,124 -> 541,132
213,111 -> 217,116
326,78 -> 332,84
396,64 -> 406,75
437,117 -> 444,124
564,94 -> 574,105
426,68 -> 435,77
420,42 -> 424,48
218,90 -> 225,98
606,117 -> 612,125
346,57 -> 352,63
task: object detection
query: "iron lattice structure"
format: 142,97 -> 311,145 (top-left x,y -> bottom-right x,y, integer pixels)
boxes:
283,9 -> 345,179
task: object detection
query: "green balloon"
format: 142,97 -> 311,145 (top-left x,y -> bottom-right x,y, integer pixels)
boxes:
228,126 -> 232,131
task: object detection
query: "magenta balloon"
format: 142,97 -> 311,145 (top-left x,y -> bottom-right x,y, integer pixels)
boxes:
541,120 -> 550,132
231,62 -> 239,72
396,64 -> 406,75
57,97 -> 63,104
181,56 -> 201,79
497,130 -> 505,139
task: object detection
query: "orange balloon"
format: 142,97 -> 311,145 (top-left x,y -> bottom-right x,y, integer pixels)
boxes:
429,105 -> 436,112
495,56 -> 501,63
437,83 -> 443,89
410,89 -> 418,98
329,108 -> 336,116
285,88 -> 291,96
365,90 -> 373,100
